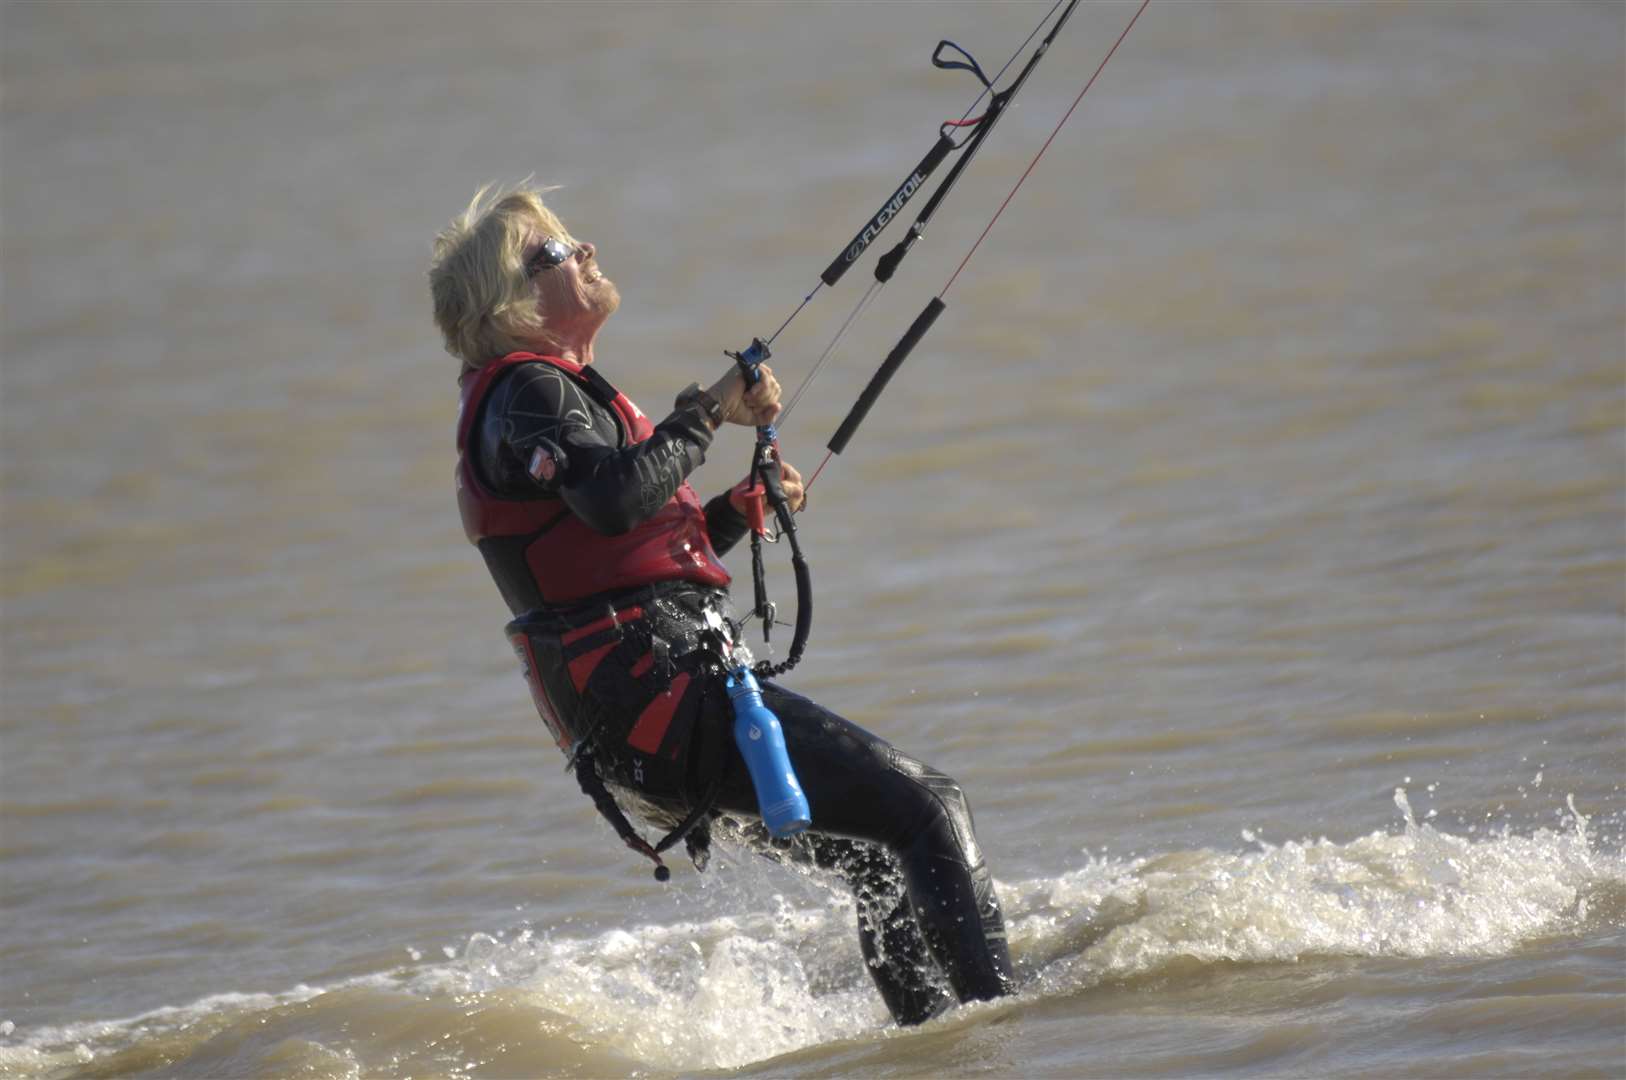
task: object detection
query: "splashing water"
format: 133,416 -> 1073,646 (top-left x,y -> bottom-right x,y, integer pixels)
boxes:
1003,788 -> 1613,996
2,794 -> 1620,1076
414,900 -> 885,1070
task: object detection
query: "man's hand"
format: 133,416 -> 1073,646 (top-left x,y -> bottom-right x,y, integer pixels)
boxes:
729,459 -> 807,516
775,459 -> 806,513
709,363 -> 782,428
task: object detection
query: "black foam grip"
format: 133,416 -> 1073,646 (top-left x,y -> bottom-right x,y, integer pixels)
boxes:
827,297 -> 946,456
821,136 -> 955,287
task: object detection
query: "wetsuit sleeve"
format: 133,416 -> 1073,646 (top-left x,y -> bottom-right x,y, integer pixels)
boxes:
483,363 -> 719,535
704,492 -> 751,557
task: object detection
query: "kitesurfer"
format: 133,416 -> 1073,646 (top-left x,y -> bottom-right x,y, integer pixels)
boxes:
428,182 -> 1013,1024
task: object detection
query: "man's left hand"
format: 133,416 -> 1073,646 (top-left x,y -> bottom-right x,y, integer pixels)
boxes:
776,460 -> 806,514
729,459 -> 807,517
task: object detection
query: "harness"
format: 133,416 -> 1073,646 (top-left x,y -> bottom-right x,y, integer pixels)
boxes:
507,582 -> 751,881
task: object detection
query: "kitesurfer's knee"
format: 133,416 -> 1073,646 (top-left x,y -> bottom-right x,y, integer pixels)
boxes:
884,758 -> 1015,1004
882,752 -> 984,866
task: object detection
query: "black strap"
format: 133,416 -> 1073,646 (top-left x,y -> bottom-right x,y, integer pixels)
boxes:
573,745 -> 673,882
531,358 -> 633,449
654,675 -> 731,858
571,669 -> 733,883
575,363 -> 627,415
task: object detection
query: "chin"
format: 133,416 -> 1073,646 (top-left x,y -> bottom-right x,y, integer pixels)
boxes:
597,281 -> 622,315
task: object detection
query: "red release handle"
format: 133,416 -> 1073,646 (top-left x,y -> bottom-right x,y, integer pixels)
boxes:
732,474 -> 768,537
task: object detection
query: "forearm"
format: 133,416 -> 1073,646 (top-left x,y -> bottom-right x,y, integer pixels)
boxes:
704,491 -> 751,556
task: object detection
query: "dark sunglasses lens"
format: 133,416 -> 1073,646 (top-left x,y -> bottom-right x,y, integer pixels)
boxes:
528,237 -> 574,275
544,238 -> 573,265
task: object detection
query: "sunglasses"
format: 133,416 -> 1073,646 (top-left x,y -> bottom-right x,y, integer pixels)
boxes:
525,236 -> 577,277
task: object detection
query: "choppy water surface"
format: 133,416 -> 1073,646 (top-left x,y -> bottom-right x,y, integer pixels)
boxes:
3,2 -> 1622,1077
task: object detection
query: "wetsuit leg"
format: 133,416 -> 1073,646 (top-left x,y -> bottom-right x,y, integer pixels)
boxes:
525,612 -> 1011,1023
838,839 -> 959,1024
710,684 -> 1015,1015
768,833 -> 956,1025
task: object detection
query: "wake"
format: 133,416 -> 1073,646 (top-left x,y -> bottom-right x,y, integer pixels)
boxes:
4,790 -> 1620,1076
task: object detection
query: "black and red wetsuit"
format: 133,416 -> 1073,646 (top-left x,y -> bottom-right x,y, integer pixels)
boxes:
457,353 -> 1013,1024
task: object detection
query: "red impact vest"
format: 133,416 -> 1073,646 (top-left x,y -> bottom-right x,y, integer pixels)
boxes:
455,353 -> 731,609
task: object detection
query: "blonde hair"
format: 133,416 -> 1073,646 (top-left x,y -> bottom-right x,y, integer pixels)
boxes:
428,180 -> 575,371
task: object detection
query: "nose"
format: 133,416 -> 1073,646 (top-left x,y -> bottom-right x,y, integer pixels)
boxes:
576,240 -> 594,262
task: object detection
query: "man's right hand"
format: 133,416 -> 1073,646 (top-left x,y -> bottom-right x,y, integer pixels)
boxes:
709,363 -> 782,428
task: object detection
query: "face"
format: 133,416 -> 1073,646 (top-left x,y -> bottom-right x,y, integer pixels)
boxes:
524,228 -> 620,343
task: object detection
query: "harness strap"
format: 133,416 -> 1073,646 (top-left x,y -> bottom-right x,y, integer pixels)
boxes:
653,675 -> 731,859
573,731 -> 729,883
573,744 -> 674,882
564,637 -> 735,883
527,584 -> 743,882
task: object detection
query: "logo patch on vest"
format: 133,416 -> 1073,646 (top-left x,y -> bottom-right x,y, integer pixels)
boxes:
528,446 -> 558,482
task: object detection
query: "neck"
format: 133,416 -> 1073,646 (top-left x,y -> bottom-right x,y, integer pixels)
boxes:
550,319 -> 602,366
552,339 -> 594,366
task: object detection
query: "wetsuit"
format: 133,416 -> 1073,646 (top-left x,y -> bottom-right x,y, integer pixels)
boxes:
459,356 -> 1014,1024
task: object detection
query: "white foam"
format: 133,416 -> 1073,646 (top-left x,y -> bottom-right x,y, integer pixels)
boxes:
5,793 -> 1619,1071
412,901 -> 885,1070
1003,789 -> 1617,991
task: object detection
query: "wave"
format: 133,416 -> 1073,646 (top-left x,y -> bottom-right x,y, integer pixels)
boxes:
3,791 -> 1620,1078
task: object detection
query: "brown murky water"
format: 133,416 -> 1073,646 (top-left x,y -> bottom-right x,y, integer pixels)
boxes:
3,2 -> 1622,1076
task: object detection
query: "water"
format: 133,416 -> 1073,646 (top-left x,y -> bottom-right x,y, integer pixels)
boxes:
3,1 -> 1622,1076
